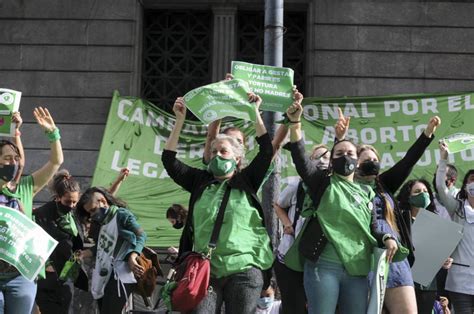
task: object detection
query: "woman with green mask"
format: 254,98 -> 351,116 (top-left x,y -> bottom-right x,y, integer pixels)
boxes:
162,94 -> 274,313
397,179 -> 448,314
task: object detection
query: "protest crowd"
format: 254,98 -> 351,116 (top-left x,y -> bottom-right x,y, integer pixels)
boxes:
0,71 -> 473,314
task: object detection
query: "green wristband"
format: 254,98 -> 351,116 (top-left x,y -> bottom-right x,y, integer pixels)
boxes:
46,128 -> 61,143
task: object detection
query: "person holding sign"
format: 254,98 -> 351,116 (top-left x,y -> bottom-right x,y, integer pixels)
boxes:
203,74 -> 291,166
335,110 -> 440,313
437,142 -> 474,314
162,94 -> 274,313
0,107 -> 63,314
396,179 -> 448,314
285,95 -> 399,313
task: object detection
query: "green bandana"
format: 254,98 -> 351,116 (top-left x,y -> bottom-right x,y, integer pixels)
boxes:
1,186 -> 21,199
56,210 -> 79,237
317,175 -> 376,276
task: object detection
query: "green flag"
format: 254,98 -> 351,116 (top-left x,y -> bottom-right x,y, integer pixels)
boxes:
441,133 -> 474,153
0,205 -> 58,281
231,61 -> 294,112
184,79 -> 256,124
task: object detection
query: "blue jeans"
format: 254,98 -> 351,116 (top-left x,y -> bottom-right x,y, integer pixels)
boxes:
304,259 -> 368,314
0,274 -> 37,314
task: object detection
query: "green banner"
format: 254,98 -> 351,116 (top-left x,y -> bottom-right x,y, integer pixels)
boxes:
93,91 -> 474,247
0,88 -> 21,136
442,133 -> 474,153
184,79 -> 256,124
231,61 -> 294,112
0,205 -> 58,281
300,92 -> 474,181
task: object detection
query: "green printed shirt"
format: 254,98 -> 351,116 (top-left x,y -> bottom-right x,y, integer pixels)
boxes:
193,181 -> 274,278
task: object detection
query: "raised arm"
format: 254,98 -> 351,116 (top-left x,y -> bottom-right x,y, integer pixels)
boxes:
203,74 -> 234,165
31,107 -> 64,195
249,93 -> 267,137
164,98 -> 186,152
241,94 -> 273,190
108,167 -> 129,195
379,116 -> 440,194
162,98 -> 203,192
436,142 -> 459,214
286,93 -> 325,193
11,112 -> 24,185
203,119 -> 221,165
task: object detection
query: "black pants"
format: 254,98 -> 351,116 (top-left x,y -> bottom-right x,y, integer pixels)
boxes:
36,272 -> 72,314
273,260 -> 307,314
415,288 -> 437,314
97,276 -> 133,314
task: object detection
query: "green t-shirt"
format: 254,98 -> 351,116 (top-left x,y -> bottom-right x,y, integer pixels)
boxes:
16,176 -> 34,219
193,181 -> 274,278
316,175 -> 376,276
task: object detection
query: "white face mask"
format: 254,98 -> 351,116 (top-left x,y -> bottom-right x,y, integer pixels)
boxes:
465,182 -> 474,197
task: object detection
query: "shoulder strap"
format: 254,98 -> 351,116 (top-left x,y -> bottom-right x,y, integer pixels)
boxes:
292,181 -> 305,231
208,185 -> 232,249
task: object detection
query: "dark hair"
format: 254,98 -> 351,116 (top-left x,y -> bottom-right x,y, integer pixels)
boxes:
397,179 -> 436,214
166,204 -> 188,223
49,169 -> 80,198
0,140 -> 21,160
75,186 -> 127,220
458,169 -> 474,200
432,163 -> 458,194
330,139 -> 357,160
222,127 -> 246,146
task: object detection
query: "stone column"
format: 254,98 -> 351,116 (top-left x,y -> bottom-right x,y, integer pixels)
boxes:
211,5 -> 237,82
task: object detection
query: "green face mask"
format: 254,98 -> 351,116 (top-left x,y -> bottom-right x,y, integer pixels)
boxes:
208,156 -> 237,177
409,192 -> 431,209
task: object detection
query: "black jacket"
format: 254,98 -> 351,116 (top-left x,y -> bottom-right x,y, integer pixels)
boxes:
161,133 -> 273,259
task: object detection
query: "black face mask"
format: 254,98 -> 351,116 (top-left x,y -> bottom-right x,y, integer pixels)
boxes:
173,221 -> 184,229
358,160 -> 381,176
91,207 -> 108,224
56,202 -> 73,214
0,164 -> 18,182
332,155 -> 357,176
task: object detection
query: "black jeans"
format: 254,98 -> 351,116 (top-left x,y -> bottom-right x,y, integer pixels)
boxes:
36,272 -> 72,314
193,267 -> 263,314
97,276 -> 133,314
449,291 -> 474,314
415,288 -> 437,314
274,260 -> 307,314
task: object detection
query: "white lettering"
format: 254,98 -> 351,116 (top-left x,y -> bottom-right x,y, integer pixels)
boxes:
117,100 -> 132,121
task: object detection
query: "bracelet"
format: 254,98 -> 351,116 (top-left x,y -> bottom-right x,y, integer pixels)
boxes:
382,234 -> 395,242
289,120 -> 301,124
45,127 -> 61,143
14,130 -> 21,137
